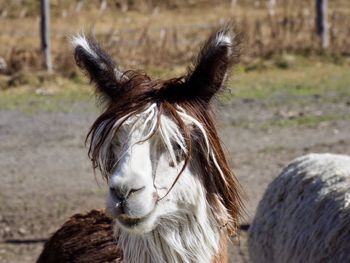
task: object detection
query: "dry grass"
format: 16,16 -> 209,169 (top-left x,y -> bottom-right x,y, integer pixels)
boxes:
0,0 -> 349,80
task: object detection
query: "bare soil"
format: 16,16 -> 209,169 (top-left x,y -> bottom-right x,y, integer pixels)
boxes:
0,94 -> 349,262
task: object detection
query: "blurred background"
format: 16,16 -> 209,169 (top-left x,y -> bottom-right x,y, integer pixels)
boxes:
0,0 -> 349,262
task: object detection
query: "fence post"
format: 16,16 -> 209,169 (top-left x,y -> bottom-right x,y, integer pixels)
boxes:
268,0 -> 276,16
316,0 -> 329,49
40,0 -> 53,73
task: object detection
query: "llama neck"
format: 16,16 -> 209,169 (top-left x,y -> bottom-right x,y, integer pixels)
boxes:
116,205 -> 222,263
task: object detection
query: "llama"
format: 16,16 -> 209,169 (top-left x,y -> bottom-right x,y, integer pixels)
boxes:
248,153 -> 350,263
38,24 -> 242,263
37,210 -> 123,263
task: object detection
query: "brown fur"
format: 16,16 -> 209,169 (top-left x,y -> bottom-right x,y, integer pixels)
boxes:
37,210 -> 123,263
213,233 -> 229,263
37,210 -> 228,263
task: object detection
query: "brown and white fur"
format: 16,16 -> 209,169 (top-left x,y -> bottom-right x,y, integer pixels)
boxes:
38,24 -> 242,263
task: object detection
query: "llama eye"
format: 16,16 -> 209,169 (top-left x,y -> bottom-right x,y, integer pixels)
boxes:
169,160 -> 175,167
169,144 -> 185,166
176,144 -> 184,156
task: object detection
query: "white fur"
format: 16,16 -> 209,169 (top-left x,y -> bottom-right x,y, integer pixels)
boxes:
215,33 -> 232,47
213,33 -> 233,84
249,153 -> 350,263
71,34 -> 97,58
97,103 -> 226,262
72,34 -> 128,82
115,172 -> 220,263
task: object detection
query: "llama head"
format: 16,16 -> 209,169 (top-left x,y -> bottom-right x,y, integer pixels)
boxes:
72,24 -> 242,235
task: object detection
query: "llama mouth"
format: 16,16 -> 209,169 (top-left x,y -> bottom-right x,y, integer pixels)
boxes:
114,201 -> 157,229
117,214 -> 147,228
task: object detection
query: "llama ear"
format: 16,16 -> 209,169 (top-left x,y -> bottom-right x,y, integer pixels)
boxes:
72,35 -> 126,100
184,24 -> 240,104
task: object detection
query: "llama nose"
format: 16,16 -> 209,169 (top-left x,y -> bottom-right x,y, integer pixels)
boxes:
111,188 -> 126,215
110,186 -> 145,216
110,186 -> 127,201
111,186 -> 145,200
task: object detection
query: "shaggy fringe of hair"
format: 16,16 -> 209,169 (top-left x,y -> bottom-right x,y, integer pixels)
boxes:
87,97 -> 242,234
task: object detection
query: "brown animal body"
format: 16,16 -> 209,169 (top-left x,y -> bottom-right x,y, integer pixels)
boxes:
37,210 -> 122,263
37,210 -> 228,263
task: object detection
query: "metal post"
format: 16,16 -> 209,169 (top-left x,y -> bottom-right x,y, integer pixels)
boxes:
40,0 -> 53,73
316,0 -> 329,49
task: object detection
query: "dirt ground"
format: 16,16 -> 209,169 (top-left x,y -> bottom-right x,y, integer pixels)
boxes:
0,91 -> 349,262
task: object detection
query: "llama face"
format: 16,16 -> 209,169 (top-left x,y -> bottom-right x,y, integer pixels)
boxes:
104,105 -> 204,234
72,24 -> 242,236
106,125 -> 157,233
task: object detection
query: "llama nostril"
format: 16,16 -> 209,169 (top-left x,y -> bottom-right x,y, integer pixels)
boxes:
110,186 -> 126,200
114,200 -> 126,216
110,186 -> 145,200
127,186 -> 145,198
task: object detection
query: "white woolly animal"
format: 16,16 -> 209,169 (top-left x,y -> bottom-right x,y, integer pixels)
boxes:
248,153 -> 350,263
